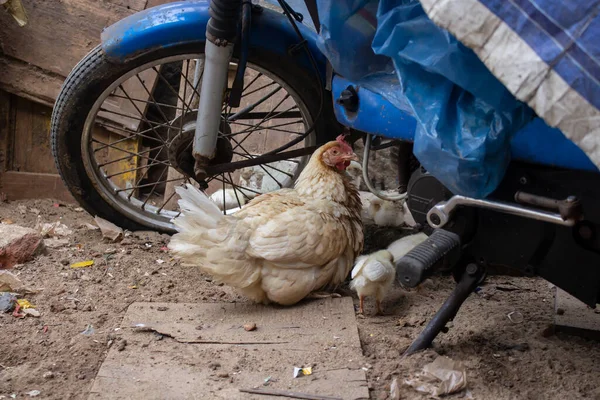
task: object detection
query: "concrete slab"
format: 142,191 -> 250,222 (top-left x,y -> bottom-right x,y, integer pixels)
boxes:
88,297 -> 369,400
554,288 -> 600,340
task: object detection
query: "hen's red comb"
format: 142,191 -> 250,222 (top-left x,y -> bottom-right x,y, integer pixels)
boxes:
335,133 -> 353,153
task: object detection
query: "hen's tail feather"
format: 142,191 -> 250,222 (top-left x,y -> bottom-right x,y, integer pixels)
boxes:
173,184 -> 223,232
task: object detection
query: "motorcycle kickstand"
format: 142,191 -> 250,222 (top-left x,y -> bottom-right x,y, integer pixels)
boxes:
403,263 -> 486,357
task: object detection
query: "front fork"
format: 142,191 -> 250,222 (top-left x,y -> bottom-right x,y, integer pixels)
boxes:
193,0 -> 243,181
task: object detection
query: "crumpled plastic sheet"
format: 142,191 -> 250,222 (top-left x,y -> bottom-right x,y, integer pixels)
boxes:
405,355 -> 467,397
315,0 -> 534,197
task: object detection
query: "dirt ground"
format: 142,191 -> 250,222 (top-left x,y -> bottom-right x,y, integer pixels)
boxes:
1,199 -> 600,400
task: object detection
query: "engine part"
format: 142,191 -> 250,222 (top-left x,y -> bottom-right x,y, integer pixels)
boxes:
362,134 -> 407,201
514,191 -> 582,220
427,195 -> 581,229
406,168 -> 452,227
337,85 -> 359,113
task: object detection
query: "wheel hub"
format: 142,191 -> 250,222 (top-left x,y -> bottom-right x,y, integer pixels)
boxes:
168,111 -> 233,179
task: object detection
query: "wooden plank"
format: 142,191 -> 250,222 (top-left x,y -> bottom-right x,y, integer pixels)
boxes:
0,55 -> 63,108
0,90 -> 11,174
0,0 -> 136,78
11,97 -> 56,174
88,298 -> 368,400
1,171 -> 74,203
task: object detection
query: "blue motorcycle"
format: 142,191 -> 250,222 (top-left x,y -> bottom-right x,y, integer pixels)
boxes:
50,0 -> 600,353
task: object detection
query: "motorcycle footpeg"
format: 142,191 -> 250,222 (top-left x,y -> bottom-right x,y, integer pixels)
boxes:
395,229 -> 461,288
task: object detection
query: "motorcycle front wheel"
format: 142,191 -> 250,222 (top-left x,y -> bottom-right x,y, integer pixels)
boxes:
51,42 -> 334,232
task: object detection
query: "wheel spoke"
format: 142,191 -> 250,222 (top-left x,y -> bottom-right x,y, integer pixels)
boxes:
86,54 -> 313,228
91,138 -> 170,168
227,171 -> 244,208
231,94 -> 291,152
118,84 -> 167,144
108,93 -> 187,113
232,151 -> 294,178
98,144 -> 164,168
134,73 -> 173,126
242,72 -> 262,93
227,86 -> 283,122
152,66 -> 193,114
115,176 -> 186,193
227,119 -> 304,136
240,81 -> 277,99
140,163 -> 170,207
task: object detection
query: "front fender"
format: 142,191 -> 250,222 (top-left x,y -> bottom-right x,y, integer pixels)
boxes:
101,0 -> 326,79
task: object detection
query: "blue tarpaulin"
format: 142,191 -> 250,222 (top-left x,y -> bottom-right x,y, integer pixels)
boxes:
300,0 -> 600,197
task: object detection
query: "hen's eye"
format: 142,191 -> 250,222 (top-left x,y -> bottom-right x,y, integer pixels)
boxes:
332,149 -> 339,155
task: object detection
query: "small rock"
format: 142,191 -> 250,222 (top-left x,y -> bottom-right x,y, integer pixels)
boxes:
83,304 -> 93,312
243,322 -> 257,332
157,306 -> 168,312
42,371 -> 54,379
50,302 -> 66,313
117,339 -> 127,352
77,373 -> 86,380
556,308 -> 565,315
0,224 -> 44,269
217,372 -> 229,378
60,259 -> 70,266
208,362 -> 221,370
541,325 -> 555,338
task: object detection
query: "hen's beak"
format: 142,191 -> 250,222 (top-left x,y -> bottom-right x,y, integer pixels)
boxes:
341,153 -> 359,162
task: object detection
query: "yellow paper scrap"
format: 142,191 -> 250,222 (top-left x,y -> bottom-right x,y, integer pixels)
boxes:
16,299 -> 35,309
70,260 -> 94,269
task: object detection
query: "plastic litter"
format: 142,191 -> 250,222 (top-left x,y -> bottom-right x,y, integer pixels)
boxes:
0,292 -> 17,313
507,311 -> 524,324
25,390 -> 41,398
0,270 -> 37,293
390,378 -> 401,400
37,219 -> 73,237
23,308 -> 40,317
70,260 -> 94,269
81,324 -> 95,336
94,216 -> 123,242
293,366 -> 312,378
405,356 -> 467,397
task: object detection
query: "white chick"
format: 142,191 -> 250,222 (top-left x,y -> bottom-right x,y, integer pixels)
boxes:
359,191 -> 416,228
350,250 -> 395,315
387,232 -> 428,261
350,232 -> 429,315
209,188 -> 246,211
345,160 -> 363,189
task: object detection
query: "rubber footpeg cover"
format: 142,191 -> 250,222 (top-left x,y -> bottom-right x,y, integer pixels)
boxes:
395,229 -> 461,288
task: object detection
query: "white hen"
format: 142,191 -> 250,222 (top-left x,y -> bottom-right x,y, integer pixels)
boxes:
350,232 -> 429,315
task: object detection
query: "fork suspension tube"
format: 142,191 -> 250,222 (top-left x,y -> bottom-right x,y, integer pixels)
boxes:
193,0 -> 242,180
